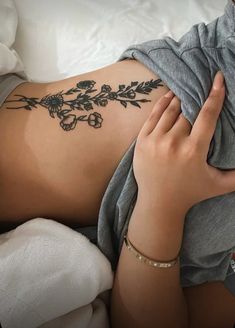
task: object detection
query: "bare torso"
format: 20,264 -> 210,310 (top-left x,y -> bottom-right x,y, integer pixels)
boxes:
0,59 -> 169,230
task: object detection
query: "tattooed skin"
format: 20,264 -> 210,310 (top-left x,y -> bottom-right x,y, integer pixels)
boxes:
4,79 -> 163,132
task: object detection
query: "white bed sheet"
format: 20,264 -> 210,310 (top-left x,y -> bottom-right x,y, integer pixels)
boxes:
13,0 -> 227,82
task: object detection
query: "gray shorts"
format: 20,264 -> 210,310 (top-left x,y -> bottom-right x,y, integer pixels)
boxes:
0,74 -> 27,107
95,0 -> 235,296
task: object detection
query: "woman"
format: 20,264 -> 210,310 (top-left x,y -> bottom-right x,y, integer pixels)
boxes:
0,0 -> 235,326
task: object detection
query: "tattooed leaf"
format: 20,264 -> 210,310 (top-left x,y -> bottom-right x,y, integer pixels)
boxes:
85,89 -> 97,94
149,79 -> 163,88
125,86 -> 132,91
77,115 -> 87,121
143,87 -> 152,93
139,99 -> 150,103
135,90 -> 149,94
120,100 -> 127,108
30,103 -> 38,108
136,82 -> 144,89
60,109 -> 72,116
130,101 -> 141,108
118,92 -> 127,98
65,89 -> 73,95
131,81 -> 138,87
49,111 -> 55,118
24,105 -> 32,110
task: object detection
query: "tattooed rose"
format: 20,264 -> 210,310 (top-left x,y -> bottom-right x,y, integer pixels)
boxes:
77,80 -> 95,90
101,84 -> 112,93
98,99 -> 108,107
88,112 -> 103,128
60,114 -> 77,131
126,90 -> 136,99
41,94 -> 64,117
108,92 -> 117,100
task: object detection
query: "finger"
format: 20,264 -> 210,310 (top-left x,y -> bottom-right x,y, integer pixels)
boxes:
152,96 -> 181,135
138,90 -> 174,138
190,71 -> 225,154
168,112 -> 192,137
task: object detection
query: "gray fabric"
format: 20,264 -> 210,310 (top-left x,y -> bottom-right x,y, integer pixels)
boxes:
97,0 -> 235,293
74,225 -> 97,245
0,73 -> 27,107
224,255 -> 235,295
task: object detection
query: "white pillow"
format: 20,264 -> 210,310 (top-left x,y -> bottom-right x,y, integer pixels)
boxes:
13,0 -> 226,82
0,0 -> 25,77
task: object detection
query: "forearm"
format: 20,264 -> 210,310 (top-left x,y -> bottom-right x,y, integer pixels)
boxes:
110,195 -> 189,328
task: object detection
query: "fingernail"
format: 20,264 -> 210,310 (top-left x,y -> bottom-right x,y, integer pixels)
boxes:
164,90 -> 174,98
213,71 -> 224,90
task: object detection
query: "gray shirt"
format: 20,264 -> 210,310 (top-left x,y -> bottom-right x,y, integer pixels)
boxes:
95,0 -> 235,296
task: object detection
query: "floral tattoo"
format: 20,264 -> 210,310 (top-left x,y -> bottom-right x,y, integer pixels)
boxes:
4,79 -> 163,132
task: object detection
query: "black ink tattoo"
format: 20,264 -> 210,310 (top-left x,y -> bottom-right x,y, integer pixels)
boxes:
4,79 -> 163,132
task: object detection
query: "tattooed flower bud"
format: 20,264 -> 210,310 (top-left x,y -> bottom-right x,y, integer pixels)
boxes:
88,112 -> 103,128
108,92 -> 117,100
60,114 -> 77,131
119,85 -> 125,90
98,99 -> 108,107
101,84 -> 112,93
77,80 -> 95,90
126,90 -> 136,99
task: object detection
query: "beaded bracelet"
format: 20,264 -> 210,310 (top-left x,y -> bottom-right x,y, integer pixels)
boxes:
124,233 -> 179,268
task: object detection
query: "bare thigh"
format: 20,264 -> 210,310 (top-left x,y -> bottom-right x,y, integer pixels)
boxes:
0,59 -> 170,230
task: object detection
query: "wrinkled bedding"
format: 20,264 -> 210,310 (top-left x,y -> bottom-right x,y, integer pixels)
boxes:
0,218 -> 113,328
12,0 -> 226,81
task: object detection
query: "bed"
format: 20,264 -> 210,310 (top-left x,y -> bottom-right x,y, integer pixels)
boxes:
0,0 -> 227,327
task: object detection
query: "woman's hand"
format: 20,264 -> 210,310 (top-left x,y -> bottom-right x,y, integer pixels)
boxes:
133,71 -> 234,214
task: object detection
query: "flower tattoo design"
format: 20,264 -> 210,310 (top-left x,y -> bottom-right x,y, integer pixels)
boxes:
4,79 -> 163,132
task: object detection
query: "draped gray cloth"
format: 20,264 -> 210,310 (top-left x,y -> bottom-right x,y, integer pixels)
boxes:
97,0 -> 235,294
0,74 -> 26,107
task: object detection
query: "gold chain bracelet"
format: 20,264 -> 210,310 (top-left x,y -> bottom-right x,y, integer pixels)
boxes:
124,233 -> 179,268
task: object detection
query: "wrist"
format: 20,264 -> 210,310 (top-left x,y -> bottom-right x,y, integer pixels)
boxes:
136,191 -> 188,221
127,196 -> 186,261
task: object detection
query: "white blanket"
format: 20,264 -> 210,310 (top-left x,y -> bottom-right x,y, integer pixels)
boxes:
0,0 -> 25,78
13,0 -> 226,82
0,218 -> 113,328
